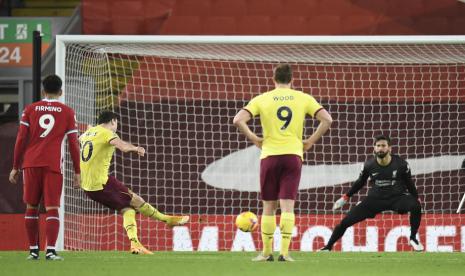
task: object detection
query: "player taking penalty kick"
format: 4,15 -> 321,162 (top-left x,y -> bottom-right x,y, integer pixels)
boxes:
233,64 -> 333,261
79,111 -> 189,254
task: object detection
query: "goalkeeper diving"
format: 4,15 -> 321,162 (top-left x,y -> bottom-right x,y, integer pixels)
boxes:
79,111 -> 189,254
320,135 -> 424,252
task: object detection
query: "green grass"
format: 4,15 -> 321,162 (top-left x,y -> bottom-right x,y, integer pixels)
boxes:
1,251 -> 465,276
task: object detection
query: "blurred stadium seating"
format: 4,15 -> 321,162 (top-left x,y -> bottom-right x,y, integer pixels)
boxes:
80,0 -> 465,35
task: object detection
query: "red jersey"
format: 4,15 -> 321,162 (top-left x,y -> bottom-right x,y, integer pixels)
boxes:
13,99 -> 80,174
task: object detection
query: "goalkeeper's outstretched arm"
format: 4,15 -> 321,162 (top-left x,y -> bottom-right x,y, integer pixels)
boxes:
333,165 -> 369,210
346,166 -> 370,197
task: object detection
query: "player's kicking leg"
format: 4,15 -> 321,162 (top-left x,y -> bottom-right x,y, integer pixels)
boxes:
85,177 -> 155,255
122,206 -> 186,255
165,215 -> 190,227
130,193 -> 189,227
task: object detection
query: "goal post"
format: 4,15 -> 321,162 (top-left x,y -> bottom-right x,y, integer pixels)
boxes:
56,35 -> 465,252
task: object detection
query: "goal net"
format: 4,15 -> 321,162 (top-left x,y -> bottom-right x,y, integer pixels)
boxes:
57,36 -> 465,252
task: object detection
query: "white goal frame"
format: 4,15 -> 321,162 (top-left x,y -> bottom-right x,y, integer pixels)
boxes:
55,35 -> 465,251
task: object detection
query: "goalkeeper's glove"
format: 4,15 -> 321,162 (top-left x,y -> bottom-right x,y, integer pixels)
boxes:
332,194 -> 349,210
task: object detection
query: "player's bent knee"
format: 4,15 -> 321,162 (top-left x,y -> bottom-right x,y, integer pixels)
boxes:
130,194 -> 145,208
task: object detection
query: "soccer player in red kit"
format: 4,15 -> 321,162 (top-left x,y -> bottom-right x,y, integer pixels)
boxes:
9,75 -> 80,261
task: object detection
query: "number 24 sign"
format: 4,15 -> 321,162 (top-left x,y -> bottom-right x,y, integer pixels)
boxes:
0,43 -> 48,67
0,45 -> 21,64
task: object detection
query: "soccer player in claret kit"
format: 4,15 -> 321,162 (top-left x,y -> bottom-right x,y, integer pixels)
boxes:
79,111 -> 189,254
9,75 -> 81,261
234,64 -> 333,261
320,135 -> 424,252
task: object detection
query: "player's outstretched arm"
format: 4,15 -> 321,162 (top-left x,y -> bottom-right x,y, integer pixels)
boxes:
110,138 -> 145,156
303,109 -> 333,151
233,109 -> 263,148
345,167 -> 370,198
332,194 -> 349,210
333,165 -> 370,209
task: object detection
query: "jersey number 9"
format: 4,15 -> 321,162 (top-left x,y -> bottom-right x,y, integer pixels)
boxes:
39,114 -> 55,137
277,106 -> 292,130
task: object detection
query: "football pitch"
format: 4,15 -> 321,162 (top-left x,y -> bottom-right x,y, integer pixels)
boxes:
1,251 -> 465,276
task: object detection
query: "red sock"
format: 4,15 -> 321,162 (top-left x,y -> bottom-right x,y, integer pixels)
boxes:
25,208 -> 39,249
45,209 -> 60,250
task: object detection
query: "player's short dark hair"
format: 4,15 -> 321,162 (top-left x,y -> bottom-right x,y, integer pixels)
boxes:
374,135 -> 391,146
42,74 -> 62,94
97,110 -> 118,124
273,64 -> 292,84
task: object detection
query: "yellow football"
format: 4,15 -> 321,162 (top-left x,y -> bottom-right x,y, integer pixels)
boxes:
235,211 -> 259,232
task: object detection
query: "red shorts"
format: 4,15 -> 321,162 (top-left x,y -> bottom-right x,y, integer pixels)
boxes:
260,154 -> 302,201
23,167 -> 63,207
85,176 -> 132,211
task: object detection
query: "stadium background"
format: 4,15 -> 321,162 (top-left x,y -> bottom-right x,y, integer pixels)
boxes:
0,0 -> 464,251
